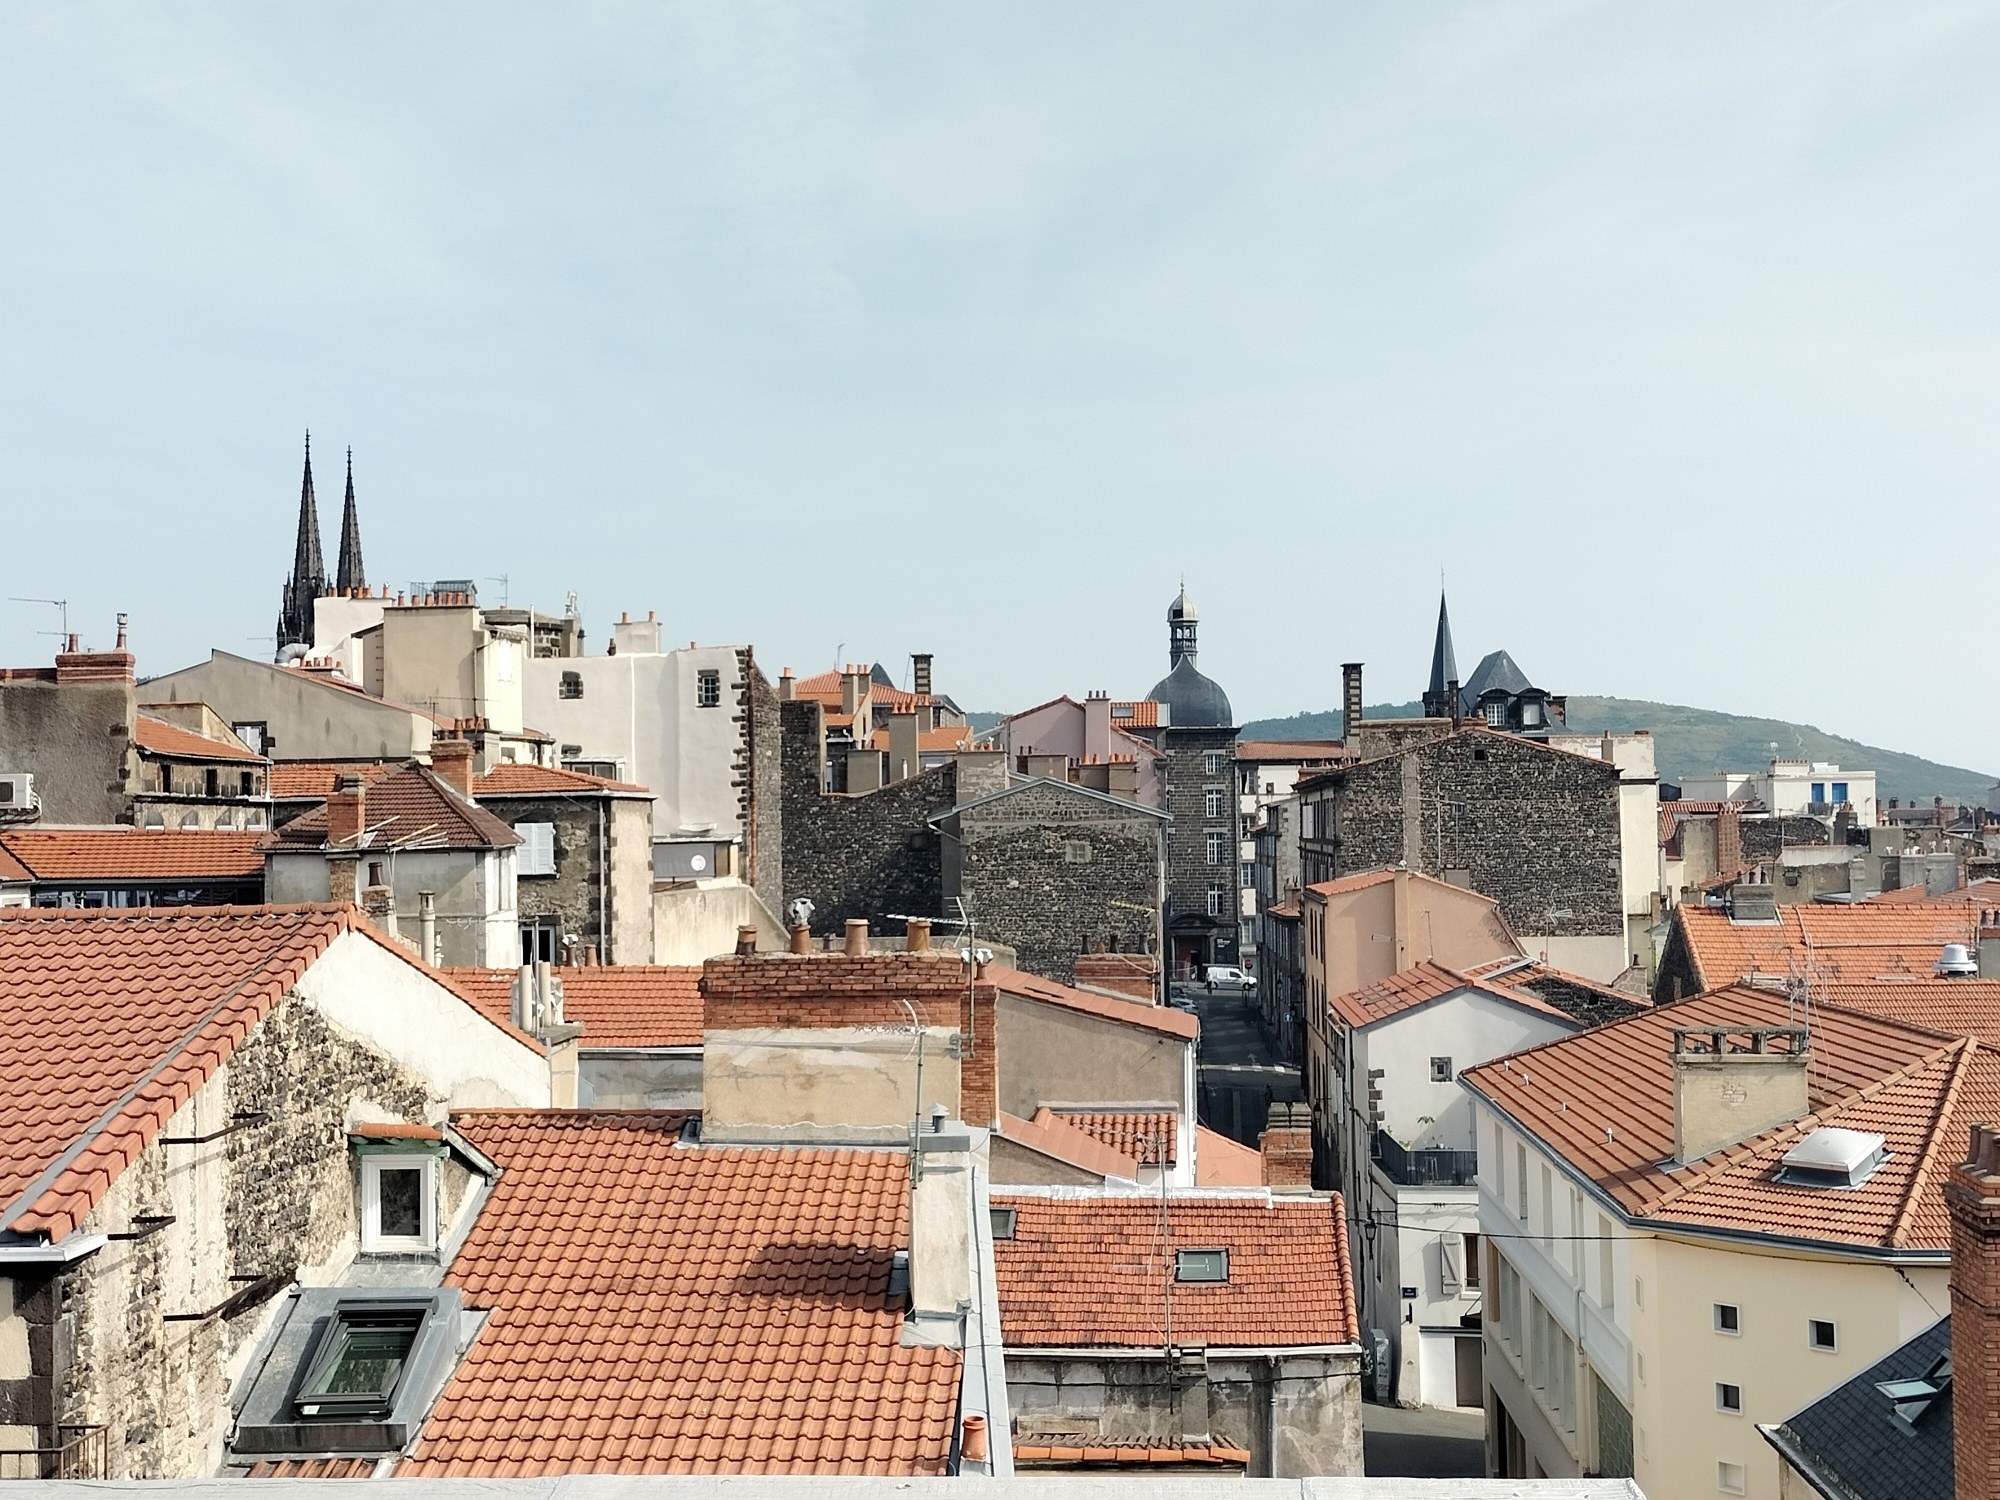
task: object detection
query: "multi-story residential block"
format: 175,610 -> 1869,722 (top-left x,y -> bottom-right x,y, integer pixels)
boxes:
1,631 -> 140,827
131,710 -> 271,831
1238,743 -> 1347,978
1319,957 -> 1640,1411
1460,987 -> 1982,1495
993,691 -> 1165,806
1680,758 -> 1879,827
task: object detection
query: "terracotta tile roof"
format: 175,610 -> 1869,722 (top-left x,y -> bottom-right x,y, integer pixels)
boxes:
134,714 -> 265,764
1868,878 -> 2000,907
791,670 -> 940,715
1051,1110 -> 1179,1165
270,764 -> 520,851
1810,976 -> 2000,1047
348,1121 -> 441,1141
1195,1127 -> 1265,1187
404,1114 -> 961,1476
244,1459 -> 380,1478
266,762 -> 397,801
984,965 -> 1198,1041
440,966 -> 703,1049
0,828 -> 269,881
1675,904 -> 1984,989
0,905 -> 367,1239
1322,958 -> 1631,1031
0,844 -> 33,883
1659,805 -> 1679,846
1013,1439 -> 1251,1468
1304,868 -> 1499,907
1460,987 -> 2000,1251
865,725 -> 975,754
991,1190 -> 1358,1348
1110,701 -> 1159,727
998,1110 -> 1140,1180
473,764 -> 651,797
1265,900 -> 1299,919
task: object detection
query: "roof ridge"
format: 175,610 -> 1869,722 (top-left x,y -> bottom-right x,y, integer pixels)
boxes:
1888,1037 -> 1980,1249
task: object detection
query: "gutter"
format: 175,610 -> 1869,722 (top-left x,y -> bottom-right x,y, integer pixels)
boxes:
1757,1422 -> 1860,1500
0,1233 -> 108,1266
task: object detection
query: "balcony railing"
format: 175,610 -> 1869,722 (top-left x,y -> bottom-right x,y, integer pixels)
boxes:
0,1425 -> 107,1480
1372,1129 -> 1478,1187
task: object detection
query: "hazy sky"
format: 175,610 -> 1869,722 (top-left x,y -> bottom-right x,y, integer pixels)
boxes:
3,3 -> 1995,771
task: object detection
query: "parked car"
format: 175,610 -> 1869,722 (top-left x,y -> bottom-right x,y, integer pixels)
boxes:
1201,964 -> 1256,993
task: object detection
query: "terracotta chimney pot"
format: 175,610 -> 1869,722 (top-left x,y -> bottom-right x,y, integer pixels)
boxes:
906,918 -> 932,953
844,918 -> 869,957
735,924 -> 758,957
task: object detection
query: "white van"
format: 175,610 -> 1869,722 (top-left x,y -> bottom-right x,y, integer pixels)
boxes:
1201,964 -> 1256,992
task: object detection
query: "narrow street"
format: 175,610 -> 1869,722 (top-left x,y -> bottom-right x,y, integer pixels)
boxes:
1178,984 -> 1305,1147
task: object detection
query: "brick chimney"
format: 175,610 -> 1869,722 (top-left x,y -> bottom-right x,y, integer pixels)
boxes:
1260,1101 -> 1314,1187
1672,1025 -> 1809,1162
1342,663 -> 1364,738
431,736 -> 475,798
1949,1123 -> 2000,1500
53,644 -> 136,685
911,653 -> 933,699
1717,804 -> 1742,880
1083,691 -> 1111,761
326,774 -> 366,847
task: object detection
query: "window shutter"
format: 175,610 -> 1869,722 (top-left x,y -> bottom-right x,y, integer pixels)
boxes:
517,822 -> 556,876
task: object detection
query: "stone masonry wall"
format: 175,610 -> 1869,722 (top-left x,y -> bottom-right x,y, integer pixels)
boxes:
1328,729 -> 1622,942
0,676 -> 136,825
1161,726 -> 1242,965
28,993 -> 445,1478
485,793 -> 603,961
779,699 -> 952,933
736,655 -> 785,917
954,781 -> 1161,983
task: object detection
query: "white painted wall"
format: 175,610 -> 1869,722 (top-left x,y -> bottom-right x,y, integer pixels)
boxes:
1358,990 -> 1574,1150
1513,933 -> 1627,982
291,928 -> 550,1107
524,644 -> 744,839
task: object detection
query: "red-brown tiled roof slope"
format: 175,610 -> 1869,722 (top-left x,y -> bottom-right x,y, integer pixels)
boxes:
270,765 -> 519,850
1868,878 -> 2000,907
1051,1110 -> 1179,1165
473,764 -> 651,797
992,1190 -> 1357,1348
1461,986 -> 2000,1251
134,714 -> 265,763
1195,1127 -> 1265,1187
1675,904 -> 1983,989
0,828 -> 268,880
404,1114 -> 961,1476
998,1110 -> 1140,1180
985,965 -> 1197,1041
440,966 -> 703,1049
267,763 -> 398,801
0,906 -> 352,1238
1810,977 -> 2000,1048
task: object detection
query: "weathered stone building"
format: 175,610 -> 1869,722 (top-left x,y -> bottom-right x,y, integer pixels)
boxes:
0,905 -> 549,1480
1297,727 -> 1626,980
0,636 -> 139,827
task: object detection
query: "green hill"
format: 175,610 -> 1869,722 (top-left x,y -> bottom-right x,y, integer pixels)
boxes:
1239,697 -> 1994,806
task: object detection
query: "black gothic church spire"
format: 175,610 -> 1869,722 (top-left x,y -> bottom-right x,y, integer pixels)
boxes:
275,432 -> 326,659
1422,588 -> 1459,719
335,447 -> 367,594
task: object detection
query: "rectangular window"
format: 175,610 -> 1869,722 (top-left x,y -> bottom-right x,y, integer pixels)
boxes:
1205,787 -> 1226,818
1063,840 -> 1092,864
1716,1383 -> 1742,1414
1810,1319 -> 1837,1352
516,822 -> 557,876
990,1208 -> 1017,1240
1206,831 -> 1228,864
1463,1232 -> 1480,1289
1241,860 -> 1256,887
521,917 -> 561,966
1206,885 -> 1225,917
294,1302 -> 425,1419
1175,1248 -> 1228,1282
360,1155 -> 437,1253
1430,1056 -> 1453,1083
1718,1461 -> 1747,1495
1204,751 -> 1227,775
1832,782 -> 1848,805
1811,782 -> 1826,803
240,770 -> 256,796
232,721 -> 269,754
1497,1256 -> 1522,1351
204,767 -> 219,797
1715,1303 -> 1740,1334
697,669 -> 721,708
1539,1163 -> 1553,1248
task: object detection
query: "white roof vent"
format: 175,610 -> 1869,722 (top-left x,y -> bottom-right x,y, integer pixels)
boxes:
1776,1127 -> 1889,1189
1937,943 -> 1978,978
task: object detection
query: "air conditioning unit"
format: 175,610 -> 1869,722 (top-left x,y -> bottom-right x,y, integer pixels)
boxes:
0,772 -> 38,819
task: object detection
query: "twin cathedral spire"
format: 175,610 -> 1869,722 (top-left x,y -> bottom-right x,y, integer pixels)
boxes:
274,432 -> 368,660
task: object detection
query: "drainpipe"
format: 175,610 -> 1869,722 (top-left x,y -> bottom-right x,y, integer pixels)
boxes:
598,800 -> 609,963
419,891 -> 437,966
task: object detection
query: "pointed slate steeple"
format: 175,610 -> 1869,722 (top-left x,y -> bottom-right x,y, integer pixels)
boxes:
1422,590 -> 1459,719
275,432 -> 327,659
335,447 -> 367,594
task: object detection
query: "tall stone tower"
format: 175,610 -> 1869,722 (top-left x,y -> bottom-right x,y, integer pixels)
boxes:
335,447 -> 366,595
275,433 -> 326,660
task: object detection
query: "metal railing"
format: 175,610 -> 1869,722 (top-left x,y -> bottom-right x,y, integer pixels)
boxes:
1372,1129 -> 1479,1187
0,1425 -> 107,1480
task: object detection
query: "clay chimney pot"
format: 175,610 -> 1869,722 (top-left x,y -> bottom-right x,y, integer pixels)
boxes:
844,918 -> 869,957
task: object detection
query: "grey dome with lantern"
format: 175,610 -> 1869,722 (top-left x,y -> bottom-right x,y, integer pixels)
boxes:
1147,585 -> 1233,728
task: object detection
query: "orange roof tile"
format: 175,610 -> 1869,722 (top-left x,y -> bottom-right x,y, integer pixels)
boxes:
1460,987 -> 2000,1251
1675,904 -> 1984,989
348,1121 -> 441,1141
440,966 -> 703,1049
473,764 -> 651,797
998,1110 -> 1140,1180
0,844 -> 32,883
0,828 -> 268,881
1235,741 -> 1347,762
1013,1439 -> 1251,1468
1051,1110 -> 1178,1166
1868,878 -> 2000,907
244,1459 -> 380,1478
266,762 -> 398,801
134,714 -> 265,764
991,1190 -> 1357,1348
1195,1127 -> 1265,1187
985,965 -> 1197,1041
1809,976 -> 2000,1047
270,764 -> 519,851
1304,868 -> 1501,906
865,725 -> 975,754
404,1114 -> 961,1476
0,906 -> 397,1239
1324,958 -> 1606,1030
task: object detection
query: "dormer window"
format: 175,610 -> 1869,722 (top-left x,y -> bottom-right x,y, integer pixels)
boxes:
361,1156 -> 437,1252
294,1302 -> 426,1420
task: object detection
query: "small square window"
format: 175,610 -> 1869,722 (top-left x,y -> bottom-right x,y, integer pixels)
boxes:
559,671 -> 583,700
1064,841 -> 1092,864
990,1208 -> 1017,1240
360,1155 -> 437,1253
1718,1461 -> 1747,1495
1430,1056 -> 1454,1083
1809,1319 -> 1837,1352
1715,1303 -> 1740,1334
697,669 -> 721,708
1716,1382 -> 1742,1414
1175,1248 -> 1229,1283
